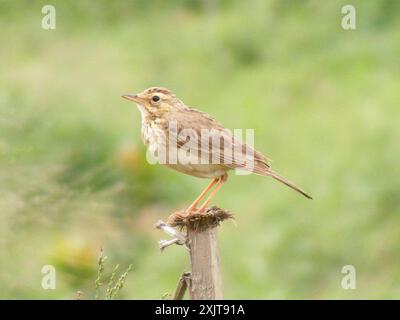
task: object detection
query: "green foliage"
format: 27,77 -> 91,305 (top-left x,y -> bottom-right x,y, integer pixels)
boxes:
80,248 -> 133,300
0,0 -> 399,299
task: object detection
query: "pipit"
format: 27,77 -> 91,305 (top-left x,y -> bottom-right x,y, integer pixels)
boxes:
122,87 -> 311,215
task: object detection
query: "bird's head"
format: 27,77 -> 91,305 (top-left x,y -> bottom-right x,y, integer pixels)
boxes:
122,87 -> 181,117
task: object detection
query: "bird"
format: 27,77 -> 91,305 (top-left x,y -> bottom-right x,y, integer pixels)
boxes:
122,87 -> 312,216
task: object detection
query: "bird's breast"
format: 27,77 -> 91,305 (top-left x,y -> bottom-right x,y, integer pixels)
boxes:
142,120 -> 160,145
141,120 -> 229,179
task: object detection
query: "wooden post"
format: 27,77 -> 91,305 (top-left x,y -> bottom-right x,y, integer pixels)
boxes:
173,272 -> 190,300
187,224 -> 223,299
156,206 -> 232,300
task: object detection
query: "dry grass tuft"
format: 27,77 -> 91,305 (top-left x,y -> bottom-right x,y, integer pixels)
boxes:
167,206 -> 234,231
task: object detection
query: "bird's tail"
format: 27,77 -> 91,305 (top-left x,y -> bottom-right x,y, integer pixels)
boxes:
255,168 -> 312,199
268,170 -> 312,199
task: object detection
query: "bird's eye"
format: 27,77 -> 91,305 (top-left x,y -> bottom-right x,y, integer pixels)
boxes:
152,95 -> 160,102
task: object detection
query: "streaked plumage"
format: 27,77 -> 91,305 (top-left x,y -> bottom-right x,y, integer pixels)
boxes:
123,87 -> 312,213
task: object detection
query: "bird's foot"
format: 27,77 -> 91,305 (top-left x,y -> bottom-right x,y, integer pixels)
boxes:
167,206 -> 200,225
185,204 -> 206,216
197,201 -> 212,214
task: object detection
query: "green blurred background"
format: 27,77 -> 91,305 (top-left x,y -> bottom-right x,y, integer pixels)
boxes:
0,0 -> 399,299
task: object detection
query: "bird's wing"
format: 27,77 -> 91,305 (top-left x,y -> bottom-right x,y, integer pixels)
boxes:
167,106 -> 271,172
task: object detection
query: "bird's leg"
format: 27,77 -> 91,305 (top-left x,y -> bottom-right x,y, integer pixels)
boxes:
197,174 -> 228,213
185,178 -> 219,214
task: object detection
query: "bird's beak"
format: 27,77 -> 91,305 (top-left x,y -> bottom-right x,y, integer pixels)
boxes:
121,94 -> 145,104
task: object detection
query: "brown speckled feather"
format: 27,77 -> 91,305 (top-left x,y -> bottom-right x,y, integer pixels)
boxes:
123,87 -> 312,199
167,105 -> 271,171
